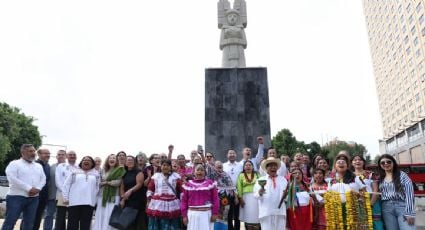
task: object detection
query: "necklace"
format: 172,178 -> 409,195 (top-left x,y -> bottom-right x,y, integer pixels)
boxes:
244,172 -> 255,183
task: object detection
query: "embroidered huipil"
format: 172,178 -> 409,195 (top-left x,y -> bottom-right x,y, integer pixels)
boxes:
212,171 -> 236,196
146,172 -> 182,218
327,172 -> 365,202
181,179 -> 219,218
236,172 -> 260,196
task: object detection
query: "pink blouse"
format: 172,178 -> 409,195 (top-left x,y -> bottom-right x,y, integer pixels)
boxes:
181,178 -> 219,218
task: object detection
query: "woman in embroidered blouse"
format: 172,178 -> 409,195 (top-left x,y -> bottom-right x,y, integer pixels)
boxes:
212,161 -> 237,225
310,168 -> 327,230
352,154 -> 384,230
146,159 -> 182,230
181,164 -> 219,230
287,167 -> 314,230
236,160 -> 260,230
377,154 -> 415,229
93,154 -> 125,230
62,156 -> 100,230
328,153 -> 364,202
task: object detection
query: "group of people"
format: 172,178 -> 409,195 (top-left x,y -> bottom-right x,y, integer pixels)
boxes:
1,137 -> 417,230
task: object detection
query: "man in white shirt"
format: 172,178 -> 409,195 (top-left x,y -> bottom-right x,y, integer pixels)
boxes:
222,149 -> 242,230
186,149 -> 199,167
254,157 -> 288,230
54,150 -> 79,230
239,137 -> 265,171
2,144 -> 46,230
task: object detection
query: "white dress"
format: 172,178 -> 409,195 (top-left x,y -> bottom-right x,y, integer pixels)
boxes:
92,169 -> 122,230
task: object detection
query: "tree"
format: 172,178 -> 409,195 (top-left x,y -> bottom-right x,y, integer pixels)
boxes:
271,129 -> 300,157
321,140 -> 368,161
0,102 -> 41,174
305,141 -> 322,157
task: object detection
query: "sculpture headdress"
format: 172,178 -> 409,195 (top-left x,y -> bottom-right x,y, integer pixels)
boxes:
218,0 -> 247,28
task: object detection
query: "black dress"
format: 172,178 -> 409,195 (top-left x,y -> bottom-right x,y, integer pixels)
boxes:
122,168 -> 143,209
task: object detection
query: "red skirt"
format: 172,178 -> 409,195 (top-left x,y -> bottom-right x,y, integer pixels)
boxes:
287,206 -> 312,230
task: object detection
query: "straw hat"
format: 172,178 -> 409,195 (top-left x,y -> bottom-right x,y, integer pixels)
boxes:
260,157 -> 281,172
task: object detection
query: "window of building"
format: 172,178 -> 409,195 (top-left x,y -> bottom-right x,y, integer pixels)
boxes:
417,2 -> 423,13
409,14 -> 414,24
401,14 -> 405,22
407,3 -> 412,13
404,35 -> 409,44
420,14 -> 425,24
407,46 -> 411,55
416,93 -> 420,101
422,27 -> 425,36
418,62 -> 423,70
403,25 -> 407,33
409,99 -> 413,107
416,49 -> 422,57
403,104 -> 407,111
411,26 -> 416,34
411,110 -> 415,119
414,37 -> 419,46
418,105 -> 423,114
414,80 -> 418,88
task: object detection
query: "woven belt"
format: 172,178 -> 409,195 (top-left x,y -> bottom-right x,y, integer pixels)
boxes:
189,207 -> 211,211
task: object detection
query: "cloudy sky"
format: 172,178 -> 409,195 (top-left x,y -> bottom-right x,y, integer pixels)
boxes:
0,0 -> 381,160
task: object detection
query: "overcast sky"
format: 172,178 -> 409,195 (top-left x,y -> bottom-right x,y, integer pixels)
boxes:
0,0 -> 382,160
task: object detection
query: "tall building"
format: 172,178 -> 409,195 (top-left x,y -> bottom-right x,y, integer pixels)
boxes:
363,0 -> 425,163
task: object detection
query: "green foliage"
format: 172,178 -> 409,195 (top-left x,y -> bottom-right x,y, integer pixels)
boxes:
321,140 -> 368,161
0,102 -> 41,174
272,128 -> 369,164
271,129 -> 322,158
271,129 -> 300,157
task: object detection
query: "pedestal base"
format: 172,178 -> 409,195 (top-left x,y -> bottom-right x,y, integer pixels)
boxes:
205,67 -> 271,162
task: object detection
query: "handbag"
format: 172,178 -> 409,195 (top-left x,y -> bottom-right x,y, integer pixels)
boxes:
109,205 -> 138,230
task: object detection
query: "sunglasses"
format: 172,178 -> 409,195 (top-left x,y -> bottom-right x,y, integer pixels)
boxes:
206,155 -> 213,158
336,160 -> 347,164
380,160 -> 393,166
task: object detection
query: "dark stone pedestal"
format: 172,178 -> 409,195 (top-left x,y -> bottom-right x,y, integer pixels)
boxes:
205,67 -> 271,162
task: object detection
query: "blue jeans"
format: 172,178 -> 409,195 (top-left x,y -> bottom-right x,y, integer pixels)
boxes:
43,199 -> 56,230
1,195 -> 39,230
382,200 -> 415,230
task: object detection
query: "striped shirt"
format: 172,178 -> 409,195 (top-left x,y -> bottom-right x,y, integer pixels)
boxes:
379,171 -> 415,217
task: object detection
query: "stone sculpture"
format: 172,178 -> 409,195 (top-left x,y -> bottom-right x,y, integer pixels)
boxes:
218,0 -> 247,68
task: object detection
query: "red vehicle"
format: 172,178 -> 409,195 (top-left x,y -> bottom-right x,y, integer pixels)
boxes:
366,163 -> 425,196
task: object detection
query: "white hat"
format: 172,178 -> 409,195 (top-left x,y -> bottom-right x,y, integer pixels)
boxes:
260,157 -> 281,172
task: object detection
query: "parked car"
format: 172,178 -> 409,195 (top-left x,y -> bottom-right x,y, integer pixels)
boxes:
0,176 -> 8,187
